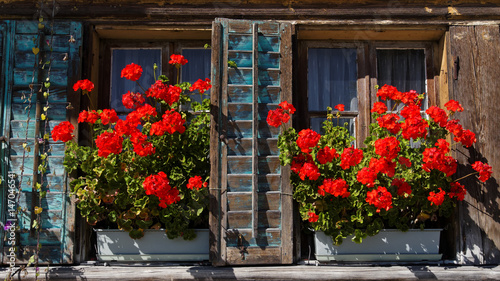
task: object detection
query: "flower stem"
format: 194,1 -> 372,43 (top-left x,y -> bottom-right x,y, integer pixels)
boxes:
454,171 -> 479,182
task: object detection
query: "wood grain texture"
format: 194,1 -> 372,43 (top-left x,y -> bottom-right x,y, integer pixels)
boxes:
449,25 -> 500,265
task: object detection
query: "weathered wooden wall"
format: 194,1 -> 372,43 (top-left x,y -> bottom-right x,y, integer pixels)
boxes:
449,25 -> 500,264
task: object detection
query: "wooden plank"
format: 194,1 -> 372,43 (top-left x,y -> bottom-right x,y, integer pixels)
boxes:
279,22 -> 294,265
449,25 -> 500,265
252,22 -> 259,239
226,246 -> 282,265
227,174 -> 280,192
228,210 -> 281,229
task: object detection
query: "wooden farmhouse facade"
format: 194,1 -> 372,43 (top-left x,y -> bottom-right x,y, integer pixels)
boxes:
0,0 -> 499,266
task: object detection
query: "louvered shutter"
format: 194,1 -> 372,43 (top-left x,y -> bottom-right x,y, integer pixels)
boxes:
1,20 -> 82,264
209,18 -> 293,265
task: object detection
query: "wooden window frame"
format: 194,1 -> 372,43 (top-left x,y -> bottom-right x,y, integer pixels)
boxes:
98,39 -> 210,110
296,39 -> 439,148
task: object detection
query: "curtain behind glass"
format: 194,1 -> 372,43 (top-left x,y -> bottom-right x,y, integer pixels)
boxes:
308,48 -> 358,112
376,49 -> 426,110
111,49 -> 162,113
181,48 -> 211,106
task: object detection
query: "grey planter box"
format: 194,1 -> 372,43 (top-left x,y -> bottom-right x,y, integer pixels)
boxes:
314,229 -> 442,262
96,229 -> 209,262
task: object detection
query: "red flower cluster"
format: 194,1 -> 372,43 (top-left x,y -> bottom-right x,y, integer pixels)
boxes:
340,146 -> 363,170
371,102 -> 388,114
426,106 -> 448,127
169,54 -> 188,66
121,63 -> 143,81
334,104 -> 345,112
190,78 -> 212,94
400,104 -> 428,140
291,154 -> 312,174
297,129 -> 320,154
318,178 -> 350,198
398,156 -> 412,168
100,109 -> 119,125
143,172 -> 181,208
266,101 -> 296,128
366,186 -> 393,212
374,136 -> 400,160
308,211 -> 319,223
446,119 -> 476,148
444,100 -> 464,113
78,110 -> 100,124
151,109 -> 186,136
448,182 -> 466,201
146,81 -> 182,106
299,162 -> 320,181
369,157 -> 396,177
357,167 -> 377,188
377,85 -> 401,101
392,178 -> 412,196
122,91 -> 145,109
51,121 -> 74,142
186,175 -> 208,190
377,114 -> 401,134
73,79 -> 94,92
472,161 -> 492,182
317,146 -> 339,164
95,131 -> 123,158
422,139 -> 457,177
428,188 -> 446,206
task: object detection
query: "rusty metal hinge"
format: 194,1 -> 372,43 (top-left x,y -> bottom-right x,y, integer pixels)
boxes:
237,234 -> 248,261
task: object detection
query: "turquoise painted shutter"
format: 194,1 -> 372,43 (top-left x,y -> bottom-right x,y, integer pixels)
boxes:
1,20 -> 81,264
210,19 -> 293,265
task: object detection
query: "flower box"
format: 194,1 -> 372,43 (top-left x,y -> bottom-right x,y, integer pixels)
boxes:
314,229 -> 442,262
96,229 -> 209,262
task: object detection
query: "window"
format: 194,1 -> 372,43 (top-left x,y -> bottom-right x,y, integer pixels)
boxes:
297,40 -> 436,146
99,40 -> 211,112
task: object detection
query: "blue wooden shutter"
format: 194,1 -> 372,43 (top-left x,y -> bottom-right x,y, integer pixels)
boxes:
1,20 -> 82,264
210,19 -> 293,265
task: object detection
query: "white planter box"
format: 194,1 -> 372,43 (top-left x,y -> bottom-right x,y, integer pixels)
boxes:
314,229 -> 442,262
96,229 -> 209,262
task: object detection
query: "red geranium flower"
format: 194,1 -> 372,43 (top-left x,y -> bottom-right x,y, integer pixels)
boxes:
334,104 -> 345,112
73,79 -> 94,92
143,172 -> 181,208
377,114 -> 401,134
340,146 -> 363,170
377,85 -> 401,101
398,156 -> 412,168
169,54 -> 188,66
371,102 -> 388,114
78,110 -> 100,124
472,161 -> 492,182
100,109 -> 119,125
133,141 -> 156,157
448,182 -> 466,201
317,146 -> 339,164
186,175 -> 208,190
51,121 -> 74,142
162,109 -> 186,134
296,129 -> 321,153
122,91 -> 145,109
279,101 -> 296,114
392,178 -> 412,197
357,167 -> 378,188
121,63 -> 143,81
291,154 -> 313,174
366,186 -> 393,213
318,178 -> 350,198
444,99 -> 464,113
426,106 -> 448,127
95,131 -> 123,158
308,211 -> 319,223
299,162 -> 320,181
374,136 -> 400,160
190,78 -> 212,94
428,188 -> 446,206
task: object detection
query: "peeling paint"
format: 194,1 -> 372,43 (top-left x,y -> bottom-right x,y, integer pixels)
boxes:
425,7 -> 433,13
448,7 -> 461,16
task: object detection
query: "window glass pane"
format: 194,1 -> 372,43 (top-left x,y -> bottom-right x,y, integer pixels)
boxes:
110,48 -> 161,113
376,49 -> 426,110
181,48 -> 211,105
308,48 -> 358,112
